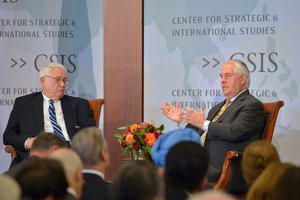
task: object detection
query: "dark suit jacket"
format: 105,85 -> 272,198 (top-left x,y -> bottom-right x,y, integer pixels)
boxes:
188,90 -> 265,184
65,192 -> 77,200
81,172 -> 110,200
4,155 -> 40,177
3,92 -> 95,166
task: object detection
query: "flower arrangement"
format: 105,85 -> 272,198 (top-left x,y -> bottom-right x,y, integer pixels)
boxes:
114,122 -> 164,156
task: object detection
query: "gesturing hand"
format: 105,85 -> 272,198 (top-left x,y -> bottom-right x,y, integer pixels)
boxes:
182,106 -> 206,128
160,101 -> 183,124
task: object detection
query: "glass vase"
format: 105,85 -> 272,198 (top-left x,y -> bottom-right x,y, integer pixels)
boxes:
131,149 -> 149,160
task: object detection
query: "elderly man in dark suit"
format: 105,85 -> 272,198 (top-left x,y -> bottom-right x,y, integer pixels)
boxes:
3,62 -> 95,167
160,59 -> 265,185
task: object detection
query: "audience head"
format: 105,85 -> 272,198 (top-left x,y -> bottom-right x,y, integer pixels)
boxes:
188,190 -> 236,200
165,141 -> 209,199
110,160 -> 163,200
151,128 -> 201,168
72,127 -> 109,171
269,166 -> 300,200
242,140 -> 280,187
50,148 -> 83,199
14,158 -> 68,200
30,132 -> 68,158
39,62 -> 67,100
246,162 -> 296,200
221,59 -> 249,99
0,174 -> 21,200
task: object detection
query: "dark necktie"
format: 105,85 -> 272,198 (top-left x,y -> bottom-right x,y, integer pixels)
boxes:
48,100 -> 65,140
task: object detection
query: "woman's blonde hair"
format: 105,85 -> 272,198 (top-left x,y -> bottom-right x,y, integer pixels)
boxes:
242,140 -> 280,186
246,162 -> 295,200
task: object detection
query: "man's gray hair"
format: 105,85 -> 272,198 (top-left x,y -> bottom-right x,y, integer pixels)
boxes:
39,63 -> 67,79
72,127 -> 108,167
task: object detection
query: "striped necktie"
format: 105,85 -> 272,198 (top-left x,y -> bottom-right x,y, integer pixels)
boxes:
201,100 -> 231,145
48,100 -> 65,141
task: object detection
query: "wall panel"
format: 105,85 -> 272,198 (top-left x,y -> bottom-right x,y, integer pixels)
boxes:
104,0 -> 143,180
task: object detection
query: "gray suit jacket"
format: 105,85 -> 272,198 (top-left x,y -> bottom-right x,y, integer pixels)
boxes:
188,90 -> 265,183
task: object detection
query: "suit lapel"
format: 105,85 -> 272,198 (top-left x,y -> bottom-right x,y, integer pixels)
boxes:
61,97 -> 76,138
32,93 -> 44,130
216,90 -> 249,122
208,100 -> 226,121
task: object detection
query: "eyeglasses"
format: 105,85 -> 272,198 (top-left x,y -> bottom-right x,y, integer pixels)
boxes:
44,75 -> 68,84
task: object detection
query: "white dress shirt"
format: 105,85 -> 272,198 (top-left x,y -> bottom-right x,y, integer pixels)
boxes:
42,94 -> 70,141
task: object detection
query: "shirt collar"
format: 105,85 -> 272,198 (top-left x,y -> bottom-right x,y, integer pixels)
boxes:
82,169 -> 105,179
42,93 -> 50,101
42,93 -> 61,102
67,187 -> 77,198
229,89 -> 247,103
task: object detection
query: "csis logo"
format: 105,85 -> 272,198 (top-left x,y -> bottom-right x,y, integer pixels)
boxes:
230,52 -> 278,73
2,0 -> 18,3
34,54 -> 77,73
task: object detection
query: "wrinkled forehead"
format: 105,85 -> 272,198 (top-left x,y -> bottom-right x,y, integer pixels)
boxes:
221,62 -> 236,74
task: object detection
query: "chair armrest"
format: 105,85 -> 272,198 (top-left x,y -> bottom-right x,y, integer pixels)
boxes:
213,151 -> 238,190
5,145 -> 16,161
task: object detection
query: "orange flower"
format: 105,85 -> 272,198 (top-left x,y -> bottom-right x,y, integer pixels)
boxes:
145,133 -> 156,147
130,124 -> 140,132
114,122 -> 164,155
126,134 -> 135,144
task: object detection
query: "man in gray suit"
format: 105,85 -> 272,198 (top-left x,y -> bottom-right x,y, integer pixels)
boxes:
160,59 -> 265,185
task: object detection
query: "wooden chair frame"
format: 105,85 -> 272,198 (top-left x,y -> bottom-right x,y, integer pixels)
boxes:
261,101 -> 284,142
4,98 -> 104,161
88,98 -> 105,127
213,151 -> 239,190
214,101 -> 284,191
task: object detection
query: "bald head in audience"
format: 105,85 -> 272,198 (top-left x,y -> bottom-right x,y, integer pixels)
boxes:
188,190 -> 235,200
0,174 -> 21,200
50,148 -> 83,200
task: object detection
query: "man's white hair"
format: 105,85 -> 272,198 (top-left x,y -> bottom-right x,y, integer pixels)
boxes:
39,62 -> 67,79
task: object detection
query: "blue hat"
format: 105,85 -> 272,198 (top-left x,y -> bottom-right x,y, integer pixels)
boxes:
151,128 -> 200,167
